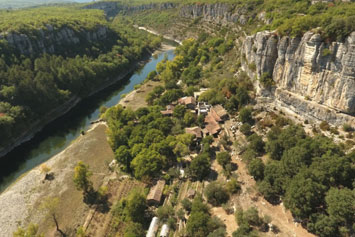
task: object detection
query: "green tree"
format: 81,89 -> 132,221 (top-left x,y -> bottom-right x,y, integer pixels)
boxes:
113,190 -> 148,225
325,188 -> 354,226
181,198 -> 192,212
131,149 -> 163,179
240,123 -> 252,136
73,161 -> 93,194
115,145 -> 132,172
188,153 -> 211,181
239,107 -> 253,124
243,207 -> 262,226
216,152 -> 231,169
173,104 -> 186,118
284,171 -> 326,219
247,134 -> 265,155
248,158 -> 264,180
156,205 -> 175,222
123,222 -> 145,237
307,214 -> 338,237
226,178 -> 241,194
204,182 -> 230,206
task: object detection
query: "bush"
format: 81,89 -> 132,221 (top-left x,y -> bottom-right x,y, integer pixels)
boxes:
226,178 -> 241,194
244,207 -> 262,226
181,198 -> 192,212
247,134 -> 265,155
240,123 -> 252,136
342,123 -> 353,132
248,158 -> 265,180
204,182 -> 230,206
259,72 -> 273,88
239,107 -> 253,124
248,62 -> 256,72
322,48 -> 332,57
216,152 -> 231,168
320,121 -> 330,131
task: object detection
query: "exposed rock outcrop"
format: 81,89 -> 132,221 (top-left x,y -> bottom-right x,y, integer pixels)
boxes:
179,3 -> 249,25
242,31 -> 355,125
83,1 -> 177,18
0,25 -> 110,56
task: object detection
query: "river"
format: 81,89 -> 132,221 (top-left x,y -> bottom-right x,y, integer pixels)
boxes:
0,47 -> 175,193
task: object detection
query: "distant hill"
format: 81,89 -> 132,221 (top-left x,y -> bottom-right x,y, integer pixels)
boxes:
0,0 -> 93,9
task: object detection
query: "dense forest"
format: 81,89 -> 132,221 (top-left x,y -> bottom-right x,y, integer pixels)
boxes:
0,6 -> 161,149
0,0 -> 88,9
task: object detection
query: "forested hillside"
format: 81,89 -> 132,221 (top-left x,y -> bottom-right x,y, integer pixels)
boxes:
0,0 -> 90,9
102,0 -> 354,42
0,6 -> 161,151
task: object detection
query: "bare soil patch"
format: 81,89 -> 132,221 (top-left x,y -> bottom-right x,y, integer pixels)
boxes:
119,80 -> 163,111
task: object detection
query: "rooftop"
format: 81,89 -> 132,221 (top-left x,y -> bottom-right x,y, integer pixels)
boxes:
147,180 -> 166,203
178,96 -> 196,105
209,105 -> 228,122
185,126 -> 203,139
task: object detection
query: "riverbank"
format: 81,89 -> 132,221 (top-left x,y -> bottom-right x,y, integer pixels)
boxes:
137,25 -> 183,45
0,45 -> 161,159
0,44 -> 176,236
0,122 -> 114,236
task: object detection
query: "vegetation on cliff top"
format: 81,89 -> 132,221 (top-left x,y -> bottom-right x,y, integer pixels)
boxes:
0,10 -> 161,149
0,7 -> 107,33
111,0 -> 354,41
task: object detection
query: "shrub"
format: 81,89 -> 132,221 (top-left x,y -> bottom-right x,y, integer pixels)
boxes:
320,121 -> 330,131
244,207 -> 262,226
342,123 -> 353,132
240,123 -> 252,136
226,178 -> 241,194
275,116 -> 289,127
248,62 -> 256,72
239,107 -> 253,124
181,198 -> 192,212
247,134 -> 265,155
329,127 -> 339,135
259,72 -> 273,88
322,48 -> 332,57
216,152 -> 231,168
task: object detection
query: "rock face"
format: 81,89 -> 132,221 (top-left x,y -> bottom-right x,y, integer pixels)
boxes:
179,3 -> 249,25
85,2 -> 250,25
0,25 -> 110,56
83,1 -> 177,18
242,31 -> 355,125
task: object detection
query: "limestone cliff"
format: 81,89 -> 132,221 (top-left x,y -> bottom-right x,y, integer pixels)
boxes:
242,31 -> 355,125
83,1 -> 177,17
0,25 -> 110,56
179,3 -> 249,25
